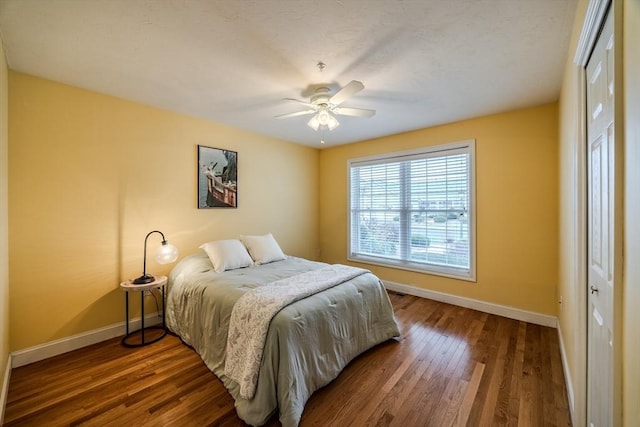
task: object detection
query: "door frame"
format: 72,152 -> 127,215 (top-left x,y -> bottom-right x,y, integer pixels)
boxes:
573,0 -> 622,425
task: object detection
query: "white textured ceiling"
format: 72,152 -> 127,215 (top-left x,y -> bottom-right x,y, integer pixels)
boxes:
0,0 -> 577,147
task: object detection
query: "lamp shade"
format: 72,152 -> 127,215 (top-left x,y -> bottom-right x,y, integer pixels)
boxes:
155,241 -> 179,264
327,114 -> 340,130
307,114 -> 320,131
317,110 -> 331,126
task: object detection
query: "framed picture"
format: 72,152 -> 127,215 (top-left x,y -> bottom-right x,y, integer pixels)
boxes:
197,145 -> 238,208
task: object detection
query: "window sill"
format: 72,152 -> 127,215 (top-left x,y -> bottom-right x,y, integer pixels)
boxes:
347,255 -> 476,282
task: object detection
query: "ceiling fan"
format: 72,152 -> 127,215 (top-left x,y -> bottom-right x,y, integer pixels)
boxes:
276,80 -> 376,132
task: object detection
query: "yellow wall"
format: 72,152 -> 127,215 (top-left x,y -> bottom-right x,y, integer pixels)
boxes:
0,38 -> 10,412
623,0 -> 640,425
319,104 -> 559,315
8,72 -> 319,351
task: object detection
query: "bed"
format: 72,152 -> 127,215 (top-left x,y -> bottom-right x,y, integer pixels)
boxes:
165,238 -> 400,427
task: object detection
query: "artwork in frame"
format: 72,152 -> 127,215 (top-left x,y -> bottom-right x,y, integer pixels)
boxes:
198,145 -> 238,208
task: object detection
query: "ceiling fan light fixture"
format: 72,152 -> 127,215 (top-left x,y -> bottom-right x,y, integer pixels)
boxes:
306,111 -> 339,132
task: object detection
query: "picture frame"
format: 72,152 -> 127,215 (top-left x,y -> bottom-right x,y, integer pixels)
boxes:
197,145 -> 238,208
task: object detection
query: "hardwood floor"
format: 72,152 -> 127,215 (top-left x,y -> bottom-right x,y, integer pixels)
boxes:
3,293 -> 572,426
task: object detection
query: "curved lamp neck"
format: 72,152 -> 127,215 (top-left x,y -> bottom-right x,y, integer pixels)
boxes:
142,230 -> 166,277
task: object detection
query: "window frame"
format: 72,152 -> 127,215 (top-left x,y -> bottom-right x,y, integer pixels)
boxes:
347,139 -> 476,282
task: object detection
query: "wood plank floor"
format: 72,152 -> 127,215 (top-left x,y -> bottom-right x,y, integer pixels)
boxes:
3,293 -> 572,426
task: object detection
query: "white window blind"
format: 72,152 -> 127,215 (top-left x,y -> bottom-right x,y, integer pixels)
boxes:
348,140 -> 475,281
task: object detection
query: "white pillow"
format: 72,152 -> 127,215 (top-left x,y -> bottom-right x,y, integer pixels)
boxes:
240,233 -> 286,265
199,239 -> 253,273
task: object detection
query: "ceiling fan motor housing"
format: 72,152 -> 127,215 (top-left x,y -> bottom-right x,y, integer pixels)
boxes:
311,87 -> 332,108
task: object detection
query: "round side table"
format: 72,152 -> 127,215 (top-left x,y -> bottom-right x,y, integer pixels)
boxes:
120,275 -> 168,347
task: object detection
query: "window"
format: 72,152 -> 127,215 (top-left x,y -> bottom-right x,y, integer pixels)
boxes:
348,140 -> 475,281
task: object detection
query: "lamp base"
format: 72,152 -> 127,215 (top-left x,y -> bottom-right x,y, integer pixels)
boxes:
132,274 -> 156,285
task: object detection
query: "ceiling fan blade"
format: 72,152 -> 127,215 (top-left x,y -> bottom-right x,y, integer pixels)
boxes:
329,80 -> 365,106
275,109 -> 316,119
283,98 -> 316,108
333,107 -> 376,118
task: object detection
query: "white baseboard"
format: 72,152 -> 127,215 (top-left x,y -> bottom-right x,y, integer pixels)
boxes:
556,322 -> 575,424
383,280 -> 557,328
11,312 -> 163,368
1,354 -> 11,425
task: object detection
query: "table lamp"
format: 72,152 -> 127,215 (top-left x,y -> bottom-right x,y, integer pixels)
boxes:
132,230 -> 179,284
